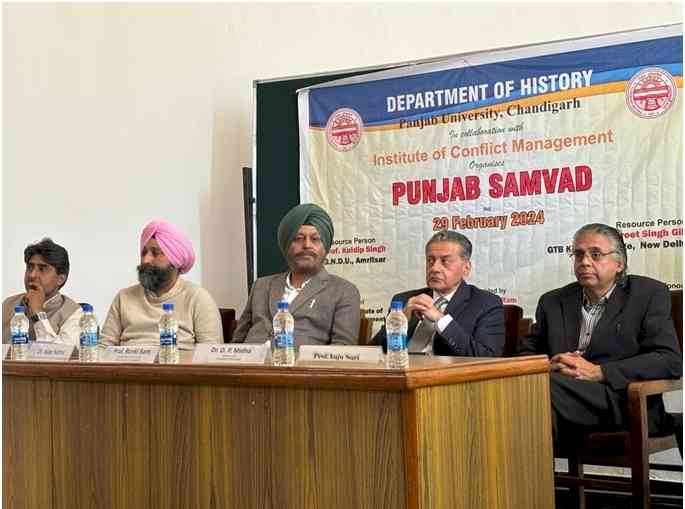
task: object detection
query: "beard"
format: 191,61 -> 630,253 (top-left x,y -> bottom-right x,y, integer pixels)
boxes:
137,263 -> 177,294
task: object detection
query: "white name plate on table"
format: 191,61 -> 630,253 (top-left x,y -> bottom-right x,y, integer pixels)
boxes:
3,344 -> 10,359
192,343 -> 268,365
26,342 -> 76,362
99,346 -> 159,363
297,345 -> 384,365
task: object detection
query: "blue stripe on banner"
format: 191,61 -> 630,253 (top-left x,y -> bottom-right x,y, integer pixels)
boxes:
356,62 -> 684,127
593,63 -> 682,85
308,36 -> 683,127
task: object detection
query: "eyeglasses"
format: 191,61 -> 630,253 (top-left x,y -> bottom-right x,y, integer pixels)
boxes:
569,248 -> 617,262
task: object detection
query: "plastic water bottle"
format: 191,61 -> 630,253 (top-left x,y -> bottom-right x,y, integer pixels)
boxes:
272,300 -> 295,366
386,301 -> 409,368
79,304 -> 98,362
10,306 -> 30,361
158,303 -> 179,364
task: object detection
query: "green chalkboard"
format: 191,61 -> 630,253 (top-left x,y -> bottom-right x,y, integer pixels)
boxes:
254,67 -> 396,278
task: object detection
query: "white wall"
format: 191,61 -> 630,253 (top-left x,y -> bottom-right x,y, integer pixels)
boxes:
3,2 -> 682,318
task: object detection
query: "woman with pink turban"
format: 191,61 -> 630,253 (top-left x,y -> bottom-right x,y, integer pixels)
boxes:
100,219 -> 223,350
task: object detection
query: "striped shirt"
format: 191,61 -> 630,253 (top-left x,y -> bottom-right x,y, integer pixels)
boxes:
577,285 -> 616,353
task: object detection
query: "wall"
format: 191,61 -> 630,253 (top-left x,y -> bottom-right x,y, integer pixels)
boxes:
3,2 -> 682,318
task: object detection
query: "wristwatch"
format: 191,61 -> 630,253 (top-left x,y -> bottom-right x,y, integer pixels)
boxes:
30,312 -> 47,323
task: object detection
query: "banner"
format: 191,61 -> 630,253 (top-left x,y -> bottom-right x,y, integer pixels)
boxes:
298,25 -> 683,331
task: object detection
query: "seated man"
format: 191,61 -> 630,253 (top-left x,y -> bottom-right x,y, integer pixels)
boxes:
233,203 -> 361,345
372,230 -> 504,356
2,238 -> 82,344
518,223 -> 682,438
100,219 -> 222,348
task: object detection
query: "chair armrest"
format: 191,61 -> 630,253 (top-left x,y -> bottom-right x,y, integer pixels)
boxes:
626,378 -> 682,459
627,378 -> 683,400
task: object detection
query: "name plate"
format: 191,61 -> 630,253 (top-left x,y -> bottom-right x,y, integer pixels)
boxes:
297,345 -> 384,365
192,343 -> 268,365
100,346 -> 159,363
26,342 -> 76,362
2,344 -> 9,359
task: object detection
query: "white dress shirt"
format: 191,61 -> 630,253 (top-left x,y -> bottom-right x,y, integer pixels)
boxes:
33,293 -> 82,344
413,284 -> 460,354
281,273 -> 313,304
434,284 -> 460,334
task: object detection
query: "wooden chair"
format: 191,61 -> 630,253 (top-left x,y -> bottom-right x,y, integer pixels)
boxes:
358,315 -> 371,345
218,308 -> 236,343
503,305 -> 523,356
555,289 -> 683,509
518,316 -> 533,340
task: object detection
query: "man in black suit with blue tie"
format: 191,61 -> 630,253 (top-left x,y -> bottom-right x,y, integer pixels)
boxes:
372,230 -> 505,357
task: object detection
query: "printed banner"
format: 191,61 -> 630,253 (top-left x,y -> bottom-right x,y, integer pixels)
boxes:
297,25 -> 683,331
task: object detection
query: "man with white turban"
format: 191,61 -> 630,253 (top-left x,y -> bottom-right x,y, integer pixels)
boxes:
232,203 -> 361,345
100,219 -> 222,348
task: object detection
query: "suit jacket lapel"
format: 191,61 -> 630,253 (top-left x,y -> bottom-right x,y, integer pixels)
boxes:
585,284 -> 628,355
269,275 -> 287,316
445,282 -> 471,315
561,287 -> 583,352
289,270 -> 328,314
432,283 -> 470,345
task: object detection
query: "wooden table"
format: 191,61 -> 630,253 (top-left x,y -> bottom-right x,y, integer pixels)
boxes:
3,354 -> 554,509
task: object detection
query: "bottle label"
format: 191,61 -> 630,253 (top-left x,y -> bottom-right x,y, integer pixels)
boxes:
80,332 -> 98,348
160,330 -> 177,347
275,332 -> 294,349
387,332 -> 407,352
11,332 -> 28,345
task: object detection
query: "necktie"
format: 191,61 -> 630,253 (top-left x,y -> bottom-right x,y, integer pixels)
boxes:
408,296 -> 448,353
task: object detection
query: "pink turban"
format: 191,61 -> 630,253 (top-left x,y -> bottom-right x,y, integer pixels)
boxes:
140,219 -> 195,274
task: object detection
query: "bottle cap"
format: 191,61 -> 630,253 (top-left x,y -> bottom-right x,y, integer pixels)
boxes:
277,300 -> 289,310
81,304 -> 93,312
162,303 -> 174,311
390,300 -> 404,311
14,306 -> 25,313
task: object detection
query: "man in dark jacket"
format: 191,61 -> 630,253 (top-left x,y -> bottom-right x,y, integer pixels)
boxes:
518,223 -> 682,438
372,230 -> 504,357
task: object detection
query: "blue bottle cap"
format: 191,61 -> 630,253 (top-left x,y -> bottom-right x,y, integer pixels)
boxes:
277,300 -> 289,310
81,304 -> 93,312
14,306 -> 25,313
390,301 -> 404,311
162,303 -> 174,311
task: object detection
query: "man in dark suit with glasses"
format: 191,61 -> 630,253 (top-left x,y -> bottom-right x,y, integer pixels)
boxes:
518,223 -> 682,440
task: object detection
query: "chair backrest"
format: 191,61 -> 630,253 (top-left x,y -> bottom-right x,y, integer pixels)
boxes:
218,308 -> 236,343
671,289 -> 682,350
358,316 -> 371,345
503,305 -> 523,356
518,317 -> 533,340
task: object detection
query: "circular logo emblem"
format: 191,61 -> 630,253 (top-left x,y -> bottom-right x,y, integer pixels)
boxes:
626,67 -> 677,119
325,108 -> 363,152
